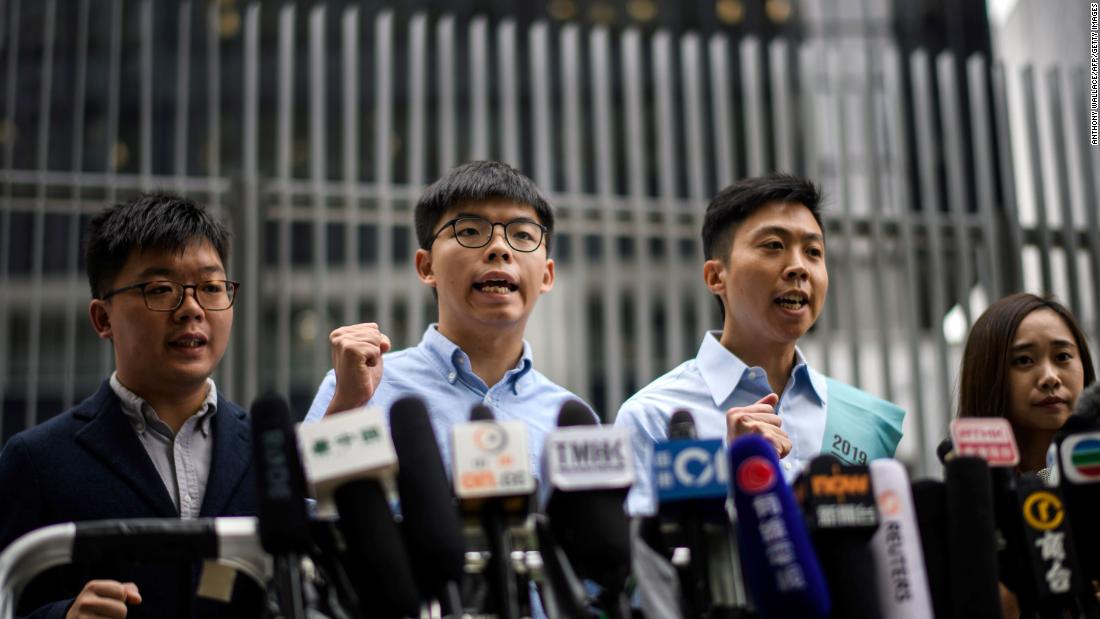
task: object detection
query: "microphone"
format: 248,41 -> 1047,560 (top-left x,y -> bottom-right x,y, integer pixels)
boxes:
1051,383 -> 1100,610
728,434 -> 829,619
652,409 -> 750,618
544,400 -> 633,616
910,479 -> 951,619
388,397 -> 466,614
944,456 -> 1001,619
868,459 -> 934,619
452,404 -> 537,619
297,404 -> 420,618
249,392 -> 309,619
793,455 -> 883,619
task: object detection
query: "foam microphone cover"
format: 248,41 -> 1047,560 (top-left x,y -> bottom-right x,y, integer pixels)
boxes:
668,409 -> 696,440
1056,387 -> 1100,582
728,434 -> 830,619
470,403 -> 495,421
389,397 -> 465,597
546,400 -> 631,587
910,480 -> 950,619
944,456 -> 1001,619
249,392 -> 311,554
334,479 -> 421,618
935,437 -> 954,465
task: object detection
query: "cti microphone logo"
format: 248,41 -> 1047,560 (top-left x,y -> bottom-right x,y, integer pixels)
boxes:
653,439 -> 728,501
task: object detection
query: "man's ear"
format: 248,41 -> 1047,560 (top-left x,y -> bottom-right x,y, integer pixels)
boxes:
539,258 -> 555,294
703,259 -> 726,296
414,249 -> 437,289
88,300 -> 113,340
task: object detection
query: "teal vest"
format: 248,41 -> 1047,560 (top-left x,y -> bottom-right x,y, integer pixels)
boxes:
819,377 -> 905,465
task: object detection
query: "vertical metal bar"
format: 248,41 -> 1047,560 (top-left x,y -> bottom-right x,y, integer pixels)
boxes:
206,0 -> 229,396
1070,67 -> 1100,340
529,21 -> 553,191
343,7 -> 361,328
406,12 -> 427,339
680,33 -> 712,349
173,1 -> 191,191
309,5 -> 329,387
1021,67 -> 1054,293
590,27 -> 623,416
991,63 -> 1025,292
883,42 -> 929,473
374,11 -> 394,333
26,0 -> 56,427
652,31 -> 685,367
0,0 -> 22,431
275,3 -> 295,398
496,19 -> 519,167
859,30 -> 894,402
101,0 -> 122,377
798,40 -> 831,377
935,53 -> 975,325
1047,67 -> 1082,318
560,23 -> 590,402
621,28 -> 654,391
62,0 -> 91,410
139,0 -> 152,190
966,55 -> 1004,302
769,39 -> 795,172
824,40 -> 862,388
740,36 -> 766,176
436,16 -> 456,173
709,33 -> 737,188
911,49 -> 954,427
240,2 -> 259,404
468,16 -> 489,160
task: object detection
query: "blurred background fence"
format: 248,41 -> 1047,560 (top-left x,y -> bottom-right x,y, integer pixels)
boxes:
0,0 -> 1096,476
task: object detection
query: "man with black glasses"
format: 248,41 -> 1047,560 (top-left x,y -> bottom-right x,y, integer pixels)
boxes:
0,194 -> 258,618
306,160 -> 593,475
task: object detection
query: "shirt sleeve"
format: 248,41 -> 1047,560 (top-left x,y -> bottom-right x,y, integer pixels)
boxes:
614,400 -> 659,517
304,370 -> 337,423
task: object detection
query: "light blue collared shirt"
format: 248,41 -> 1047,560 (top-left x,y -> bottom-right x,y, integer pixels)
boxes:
615,331 -> 829,516
306,324 -> 594,480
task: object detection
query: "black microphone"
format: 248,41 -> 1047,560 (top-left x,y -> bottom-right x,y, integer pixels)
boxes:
249,392 -> 309,619
944,456 -> 1001,619
911,479 -> 951,619
543,400 -> 632,617
794,455 -> 883,619
388,397 -> 466,614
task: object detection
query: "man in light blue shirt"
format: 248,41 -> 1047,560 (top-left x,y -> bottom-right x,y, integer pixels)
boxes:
306,161 -> 592,476
616,174 -> 904,515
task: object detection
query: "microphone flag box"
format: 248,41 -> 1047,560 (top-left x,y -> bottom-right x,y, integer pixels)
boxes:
794,456 -> 878,531
545,426 -> 634,491
1059,431 -> 1100,484
950,417 -> 1019,467
452,420 -> 536,499
297,405 -> 397,512
653,438 -> 728,502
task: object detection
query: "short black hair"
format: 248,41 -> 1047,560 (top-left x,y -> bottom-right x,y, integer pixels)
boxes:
414,160 -> 554,253
85,193 -> 231,298
701,173 -> 824,263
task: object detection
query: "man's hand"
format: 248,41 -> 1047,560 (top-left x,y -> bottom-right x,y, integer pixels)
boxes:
66,580 -> 141,619
325,323 -> 392,416
725,393 -> 792,458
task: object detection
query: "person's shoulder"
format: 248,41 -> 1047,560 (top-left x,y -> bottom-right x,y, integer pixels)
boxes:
7,387 -> 111,450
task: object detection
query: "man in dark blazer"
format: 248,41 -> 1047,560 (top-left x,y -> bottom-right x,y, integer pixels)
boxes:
0,195 -> 258,618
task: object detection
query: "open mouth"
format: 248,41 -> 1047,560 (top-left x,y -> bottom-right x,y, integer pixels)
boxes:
473,279 -> 519,294
774,293 -> 809,310
170,334 -> 208,349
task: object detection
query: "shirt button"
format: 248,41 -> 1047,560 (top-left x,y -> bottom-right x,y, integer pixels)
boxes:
457,358 -> 465,364
783,461 -> 792,471
483,394 -> 492,405
448,372 -> 456,382
747,370 -> 756,379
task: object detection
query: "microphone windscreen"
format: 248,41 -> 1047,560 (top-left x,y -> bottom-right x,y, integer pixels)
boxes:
1072,381 -> 1100,422
935,437 -> 954,465
668,409 -> 696,440
389,397 -> 465,595
728,434 -> 830,619
911,480 -> 950,619
470,404 -> 495,421
334,479 -> 421,618
557,399 -> 596,427
944,456 -> 1001,619
249,392 -> 311,554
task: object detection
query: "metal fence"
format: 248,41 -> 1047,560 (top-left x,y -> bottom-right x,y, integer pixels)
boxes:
1,0 -> 1097,476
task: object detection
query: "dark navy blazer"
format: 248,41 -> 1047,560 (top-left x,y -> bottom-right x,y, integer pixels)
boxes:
0,381 -> 259,618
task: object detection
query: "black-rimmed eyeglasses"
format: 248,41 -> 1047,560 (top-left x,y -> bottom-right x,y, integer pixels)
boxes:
99,280 -> 240,311
428,216 -> 547,253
